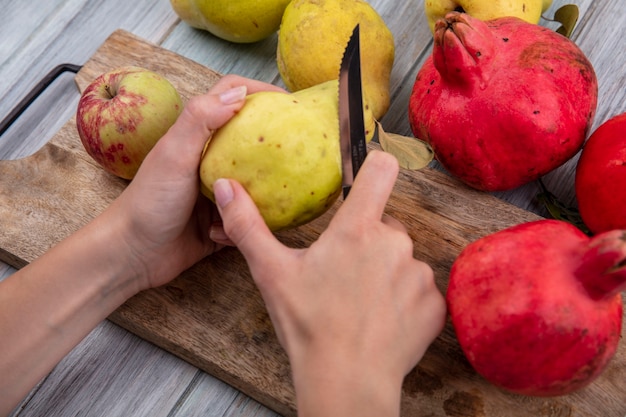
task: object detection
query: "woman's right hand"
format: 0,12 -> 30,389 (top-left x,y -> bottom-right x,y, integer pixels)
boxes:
213,150 -> 447,417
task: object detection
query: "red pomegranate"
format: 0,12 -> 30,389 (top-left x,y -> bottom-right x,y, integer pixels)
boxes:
576,112 -> 626,234
408,12 -> 598,191
446,219 -> 625,396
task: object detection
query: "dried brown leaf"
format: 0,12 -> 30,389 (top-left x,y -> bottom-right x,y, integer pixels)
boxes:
377,121 -> 433,170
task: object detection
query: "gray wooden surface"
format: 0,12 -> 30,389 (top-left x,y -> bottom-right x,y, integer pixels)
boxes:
1,0 -> 624,415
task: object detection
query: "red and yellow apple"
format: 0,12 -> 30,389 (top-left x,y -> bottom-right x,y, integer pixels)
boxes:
76,66 -> 183,180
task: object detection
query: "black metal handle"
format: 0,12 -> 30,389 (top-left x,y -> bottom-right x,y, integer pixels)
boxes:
0,63 -> 83,137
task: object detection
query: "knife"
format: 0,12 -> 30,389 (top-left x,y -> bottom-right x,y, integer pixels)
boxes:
339,24 -> 368,199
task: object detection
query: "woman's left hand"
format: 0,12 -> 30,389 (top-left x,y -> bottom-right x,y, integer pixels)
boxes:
105,74 -> 285,290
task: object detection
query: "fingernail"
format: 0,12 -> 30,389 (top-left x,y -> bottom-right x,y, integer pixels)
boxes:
213,178 -> 234,208
209,223 -> 228,242
219,86 -> 247,105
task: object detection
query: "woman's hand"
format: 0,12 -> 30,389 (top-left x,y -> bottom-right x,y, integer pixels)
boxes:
0,75 -> 284,414
214,150 -> 447,417
108,75 -> 285,291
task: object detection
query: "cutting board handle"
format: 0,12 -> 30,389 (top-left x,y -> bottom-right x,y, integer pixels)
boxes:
0,63 -> 83,137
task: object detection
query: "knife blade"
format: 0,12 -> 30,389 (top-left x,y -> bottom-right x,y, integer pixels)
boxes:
338,24 -> 368,199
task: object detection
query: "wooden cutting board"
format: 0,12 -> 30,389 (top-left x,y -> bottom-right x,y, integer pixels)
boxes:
1,30 -> 624,417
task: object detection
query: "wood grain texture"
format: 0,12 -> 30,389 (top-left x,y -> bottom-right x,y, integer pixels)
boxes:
2,30 -> 625,417
13,320 -> 199,417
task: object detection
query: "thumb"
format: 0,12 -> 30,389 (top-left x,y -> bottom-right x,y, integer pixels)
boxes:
137,85 -> 248,182
165,74 -> 285,156
163,85 -> 248,154
213,178 -> 286,266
